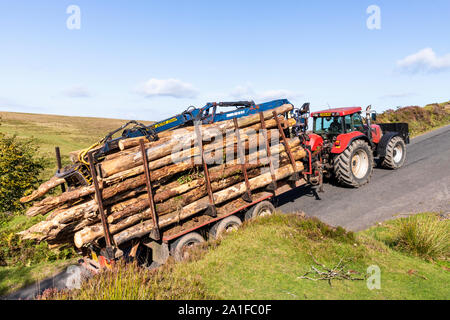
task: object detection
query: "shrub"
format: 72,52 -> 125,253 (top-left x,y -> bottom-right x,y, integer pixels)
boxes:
0,214 -> 76,267
41,260 -> 216,300
0,132 -> 46,212
377,103 -> 450,137
392,214 -> 449,260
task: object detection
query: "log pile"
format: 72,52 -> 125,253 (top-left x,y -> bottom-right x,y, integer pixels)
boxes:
18,104 -> 307,250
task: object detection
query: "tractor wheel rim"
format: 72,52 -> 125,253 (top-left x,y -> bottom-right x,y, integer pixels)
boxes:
352,150 -> 369,179
393,144 -> 403,163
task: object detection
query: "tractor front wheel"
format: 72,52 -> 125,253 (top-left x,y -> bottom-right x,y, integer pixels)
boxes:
333,139 -> 374,188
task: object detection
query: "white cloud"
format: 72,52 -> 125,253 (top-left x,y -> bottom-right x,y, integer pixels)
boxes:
379,92 -> 416,99
230,83 -> 301,102
135,78 -> 198,99
63,85 -> 92,98
397,48 -> 450,73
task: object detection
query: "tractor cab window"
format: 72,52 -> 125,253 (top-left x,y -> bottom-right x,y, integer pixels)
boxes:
313,116 -> 343,134
343,113 -> 364,132
352,113 -> 364,132
344,115 -> 352,132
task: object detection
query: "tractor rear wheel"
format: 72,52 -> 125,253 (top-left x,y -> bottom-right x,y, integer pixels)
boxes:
380,136 -> 406,169
333,139 -> 374,188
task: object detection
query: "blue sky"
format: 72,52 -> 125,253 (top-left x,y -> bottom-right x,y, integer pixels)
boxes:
0,0 -> 449,120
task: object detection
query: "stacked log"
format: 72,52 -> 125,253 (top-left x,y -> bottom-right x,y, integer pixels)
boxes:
18,104 -> 307,250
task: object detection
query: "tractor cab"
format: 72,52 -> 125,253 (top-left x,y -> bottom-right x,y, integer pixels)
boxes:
311,107 -> 366,137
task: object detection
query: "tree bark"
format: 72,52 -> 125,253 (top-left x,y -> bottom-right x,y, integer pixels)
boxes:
73,161 -> 304,248
111,162 -> 304,246
118,113 -> 293,151
100,105 -> 293,177
107,145 -> 305,223
31,126 -> 294,215
20,176 -> 66,204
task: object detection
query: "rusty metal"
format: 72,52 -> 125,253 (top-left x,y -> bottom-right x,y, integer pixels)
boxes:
87,151 -> 115,260
194,121 -> 217,217
139,139 -> 161,240
272,111 -> 300,182
259,112 -> 277,191
55,147 -> 66,192
318,159 -> 324,193
233,118 -> 252,203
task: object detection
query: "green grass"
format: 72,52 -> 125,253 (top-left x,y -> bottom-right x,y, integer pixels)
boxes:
377,102 -> 450,137
0,258 -> 78,296
0,213 -> 78,296
49,213 -> 449,300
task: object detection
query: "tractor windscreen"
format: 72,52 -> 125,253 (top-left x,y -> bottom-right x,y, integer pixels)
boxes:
313,116 -> 343,135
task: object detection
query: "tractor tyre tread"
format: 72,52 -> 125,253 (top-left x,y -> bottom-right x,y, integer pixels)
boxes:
333,139 -> 374,188
380,136 -> 406,170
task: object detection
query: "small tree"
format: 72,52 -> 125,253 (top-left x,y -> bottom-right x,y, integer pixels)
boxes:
0,132 -> 46,213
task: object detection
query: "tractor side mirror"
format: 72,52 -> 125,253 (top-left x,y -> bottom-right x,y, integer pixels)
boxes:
371,112 -> 377,122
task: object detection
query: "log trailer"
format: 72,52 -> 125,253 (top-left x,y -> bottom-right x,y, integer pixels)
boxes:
72,100 -> 409,271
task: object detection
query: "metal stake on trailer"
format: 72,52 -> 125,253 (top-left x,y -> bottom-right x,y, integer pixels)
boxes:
194,121 -> 217,217
272,110 -> 300,182
259,112 -> 277,191
87,151 -> 115,261
55,146 -> 66,193
233,118 -> 252,203
139,140 -> 161,241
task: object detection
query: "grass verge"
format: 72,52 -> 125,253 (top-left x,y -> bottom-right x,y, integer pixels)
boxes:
43,213 -> 449,300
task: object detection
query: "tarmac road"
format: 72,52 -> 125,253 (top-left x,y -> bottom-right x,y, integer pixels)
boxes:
277,124 -> 450,231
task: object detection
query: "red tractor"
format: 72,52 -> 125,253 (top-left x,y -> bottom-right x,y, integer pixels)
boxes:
301,105 -> 409,188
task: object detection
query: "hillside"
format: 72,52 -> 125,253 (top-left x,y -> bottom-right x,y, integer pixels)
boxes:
377,101 -> 450,137
0,111 -> 152,179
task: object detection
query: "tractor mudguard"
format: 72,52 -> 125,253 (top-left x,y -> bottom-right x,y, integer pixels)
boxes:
306,133 -> 324,152
331,131 -> 370,154
376,132 -> 402,158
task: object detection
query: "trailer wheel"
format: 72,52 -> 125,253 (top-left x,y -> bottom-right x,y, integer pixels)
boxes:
209,215 -> 242,240
333,139 -> 374,188
170,232 -> 205,262
245,201 -> 275,221
380,136 -> 406,170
